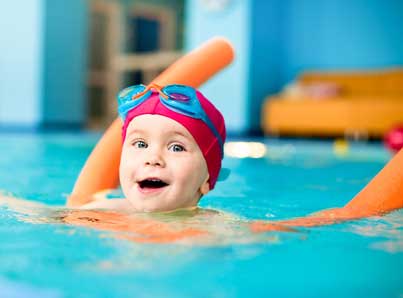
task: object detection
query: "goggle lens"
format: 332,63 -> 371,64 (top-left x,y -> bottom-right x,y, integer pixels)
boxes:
118,85 -> 147,105
168,93 -> 190,102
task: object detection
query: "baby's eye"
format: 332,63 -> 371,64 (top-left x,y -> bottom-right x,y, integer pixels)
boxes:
168,144 -> 185,152
132,140 -> 148,149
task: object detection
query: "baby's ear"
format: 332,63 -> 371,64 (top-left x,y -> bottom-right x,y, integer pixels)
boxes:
200,175 -> 210,195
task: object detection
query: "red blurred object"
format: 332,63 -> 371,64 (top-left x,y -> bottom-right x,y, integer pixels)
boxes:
384,126 -> 403,153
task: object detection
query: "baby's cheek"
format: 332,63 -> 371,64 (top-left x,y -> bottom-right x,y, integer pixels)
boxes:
174,163 -> 193,184
121,152 -> 139,178
119,164 -> 137,197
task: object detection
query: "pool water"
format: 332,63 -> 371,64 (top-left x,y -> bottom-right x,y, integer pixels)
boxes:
0,133 -> 402,298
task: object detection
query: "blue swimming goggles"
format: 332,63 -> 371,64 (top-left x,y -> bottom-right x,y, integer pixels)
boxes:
117,83 -> 224,156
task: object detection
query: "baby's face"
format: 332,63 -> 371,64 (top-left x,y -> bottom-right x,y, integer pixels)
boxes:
119,114 -> 210,212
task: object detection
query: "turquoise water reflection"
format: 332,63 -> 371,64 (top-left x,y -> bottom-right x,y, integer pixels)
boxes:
0,133 -> 402,298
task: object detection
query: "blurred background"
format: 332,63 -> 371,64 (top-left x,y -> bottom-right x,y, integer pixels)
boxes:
1,0 -> 403,139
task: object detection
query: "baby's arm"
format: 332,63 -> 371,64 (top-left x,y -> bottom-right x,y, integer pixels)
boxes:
0,193 -> 50,216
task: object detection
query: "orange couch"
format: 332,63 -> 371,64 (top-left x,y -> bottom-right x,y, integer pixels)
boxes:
262,68 -> 403,138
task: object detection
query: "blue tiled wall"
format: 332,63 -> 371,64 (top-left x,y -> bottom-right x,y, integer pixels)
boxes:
282,0 -> 403,83
0,0 -> 87,129
42,0 -> 88,126
185,0 -> 403,133
0,0 -> 43,128
185,0 -> 251,134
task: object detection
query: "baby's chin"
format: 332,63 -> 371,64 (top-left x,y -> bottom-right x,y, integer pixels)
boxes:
124,187 -> 200,213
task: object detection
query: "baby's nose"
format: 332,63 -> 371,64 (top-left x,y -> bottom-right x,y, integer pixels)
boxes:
145,150 -> 165,167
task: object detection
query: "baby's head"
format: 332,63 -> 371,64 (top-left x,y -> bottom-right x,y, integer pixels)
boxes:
117,84 -> 226,212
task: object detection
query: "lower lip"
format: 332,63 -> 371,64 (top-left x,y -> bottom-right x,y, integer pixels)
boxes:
136,184 -> 167,195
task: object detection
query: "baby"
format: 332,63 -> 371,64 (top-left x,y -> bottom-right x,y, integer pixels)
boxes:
81,83 -> 226,213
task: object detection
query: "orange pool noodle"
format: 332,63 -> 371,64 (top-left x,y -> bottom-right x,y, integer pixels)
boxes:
69,37 -> 234,207
343,148 -> 403,217
251,148 -> 403,232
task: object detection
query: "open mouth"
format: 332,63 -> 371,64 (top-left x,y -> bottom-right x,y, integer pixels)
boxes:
138,178 -> 169,190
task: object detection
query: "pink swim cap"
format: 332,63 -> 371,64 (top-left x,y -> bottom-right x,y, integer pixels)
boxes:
122,89 -> 226,189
